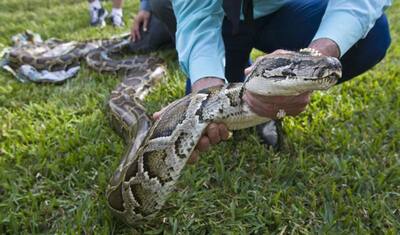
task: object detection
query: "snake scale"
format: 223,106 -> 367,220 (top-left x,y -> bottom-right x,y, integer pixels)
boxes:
7,35 -> 342,225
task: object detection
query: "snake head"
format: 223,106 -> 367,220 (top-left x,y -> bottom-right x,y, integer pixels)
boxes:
244,49 -> 342,96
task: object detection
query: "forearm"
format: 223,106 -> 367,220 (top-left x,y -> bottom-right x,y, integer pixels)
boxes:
172,0 -> 226,85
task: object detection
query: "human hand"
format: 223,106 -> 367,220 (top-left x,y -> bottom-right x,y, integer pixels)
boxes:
243,50 -> 311,119
153,77 -> 230,164
191,76 -> 225,93
130,10 -> 151,42
243,91 -> 311,119
190,77 -> 230,163
308,38 -> 340,58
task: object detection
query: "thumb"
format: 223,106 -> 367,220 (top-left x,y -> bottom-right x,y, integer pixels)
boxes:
244,66 -> 253,76
152,111 -> 161,120
152,106 -> 168,120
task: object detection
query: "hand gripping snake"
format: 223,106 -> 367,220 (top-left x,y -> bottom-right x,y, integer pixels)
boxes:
5,36 -> 342,225
104,48 -> 342,225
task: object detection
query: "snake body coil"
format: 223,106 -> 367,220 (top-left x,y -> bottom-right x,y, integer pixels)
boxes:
7,37 -> 341,225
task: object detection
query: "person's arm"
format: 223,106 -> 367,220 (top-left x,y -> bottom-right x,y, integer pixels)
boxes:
311,0 -> 392,57
167,0 -> 228,162
172,0 -> 226,90
245,0 -> 393,122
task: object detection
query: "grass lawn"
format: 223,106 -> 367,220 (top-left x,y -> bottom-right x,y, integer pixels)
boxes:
0,0 -> 399,234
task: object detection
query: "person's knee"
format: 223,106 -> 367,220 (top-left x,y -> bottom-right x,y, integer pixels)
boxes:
374,16 -> 391,61
148,0 -> 176,37
383,34 -> 391,56
339,15 -> 391,83
375,40 -> 391,66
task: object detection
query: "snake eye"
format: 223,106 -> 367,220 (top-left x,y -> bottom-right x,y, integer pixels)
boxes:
281,69 -> 296,77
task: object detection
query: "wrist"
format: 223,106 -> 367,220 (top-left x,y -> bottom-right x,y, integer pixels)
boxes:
308,38 -> 340,58
192,77 -> 225,93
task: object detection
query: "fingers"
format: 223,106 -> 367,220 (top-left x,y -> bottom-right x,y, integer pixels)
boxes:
206,123 -> 221,145
152,111 -> 161,120
152,106 -> 168,120
186,136 -> 209,165
248,92 -> 311,106
218,123 -> 230,141
154,105 -> 229,165
244,66 -> 253,76
187,150 -> 199,165
130,15 -> 142,42
187,122 -> 230,164
131,11 -> 151,42
130,22 -> 136,41
130,28 -> 134,41
133,23 -> 141,41
245,97 -> 306,118
131,22 -> 140,42
243,91 -> 311,119
143,17 -> 149,32
197,136 -> 211,152
191,77 -> 225,93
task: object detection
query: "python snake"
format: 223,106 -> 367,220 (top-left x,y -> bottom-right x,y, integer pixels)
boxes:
6,36 -> 342,225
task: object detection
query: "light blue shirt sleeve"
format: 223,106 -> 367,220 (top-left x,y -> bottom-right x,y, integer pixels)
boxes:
172,0 -> 227,85
313,0 -> 392,57
140,0 -> 151,11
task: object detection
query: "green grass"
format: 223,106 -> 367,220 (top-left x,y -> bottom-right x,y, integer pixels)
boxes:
0,0 -> 399,234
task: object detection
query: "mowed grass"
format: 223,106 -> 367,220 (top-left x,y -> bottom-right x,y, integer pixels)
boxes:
0,0 -> 399,234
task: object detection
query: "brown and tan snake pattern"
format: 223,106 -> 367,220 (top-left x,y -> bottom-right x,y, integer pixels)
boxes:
7,39 -> 342,225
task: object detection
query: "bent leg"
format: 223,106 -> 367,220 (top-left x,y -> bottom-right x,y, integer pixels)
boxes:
254,0 -> 328,53
111,0 -> 124,27
224,0 -> 328,83
339,15 -> 391,83
149,0 -> 176,41
88,0 -> 106,26
128,0 -> 174,52
222,19 -> 254,83
128,16 -> 173,52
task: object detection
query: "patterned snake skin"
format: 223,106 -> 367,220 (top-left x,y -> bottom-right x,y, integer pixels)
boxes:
7,38 -> 342,226
104,48 -> 342,225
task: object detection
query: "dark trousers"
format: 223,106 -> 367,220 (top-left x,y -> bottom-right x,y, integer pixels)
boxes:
148,0 -> 391,93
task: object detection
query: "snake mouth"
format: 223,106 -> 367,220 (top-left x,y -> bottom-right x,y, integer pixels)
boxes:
266,70 -> 341,83
303,70 -> 341,84
313,75 -> 338,85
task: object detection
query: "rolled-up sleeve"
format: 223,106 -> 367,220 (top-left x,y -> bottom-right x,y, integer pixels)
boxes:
172,0 -> 226,85
313,0 -> 392,57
